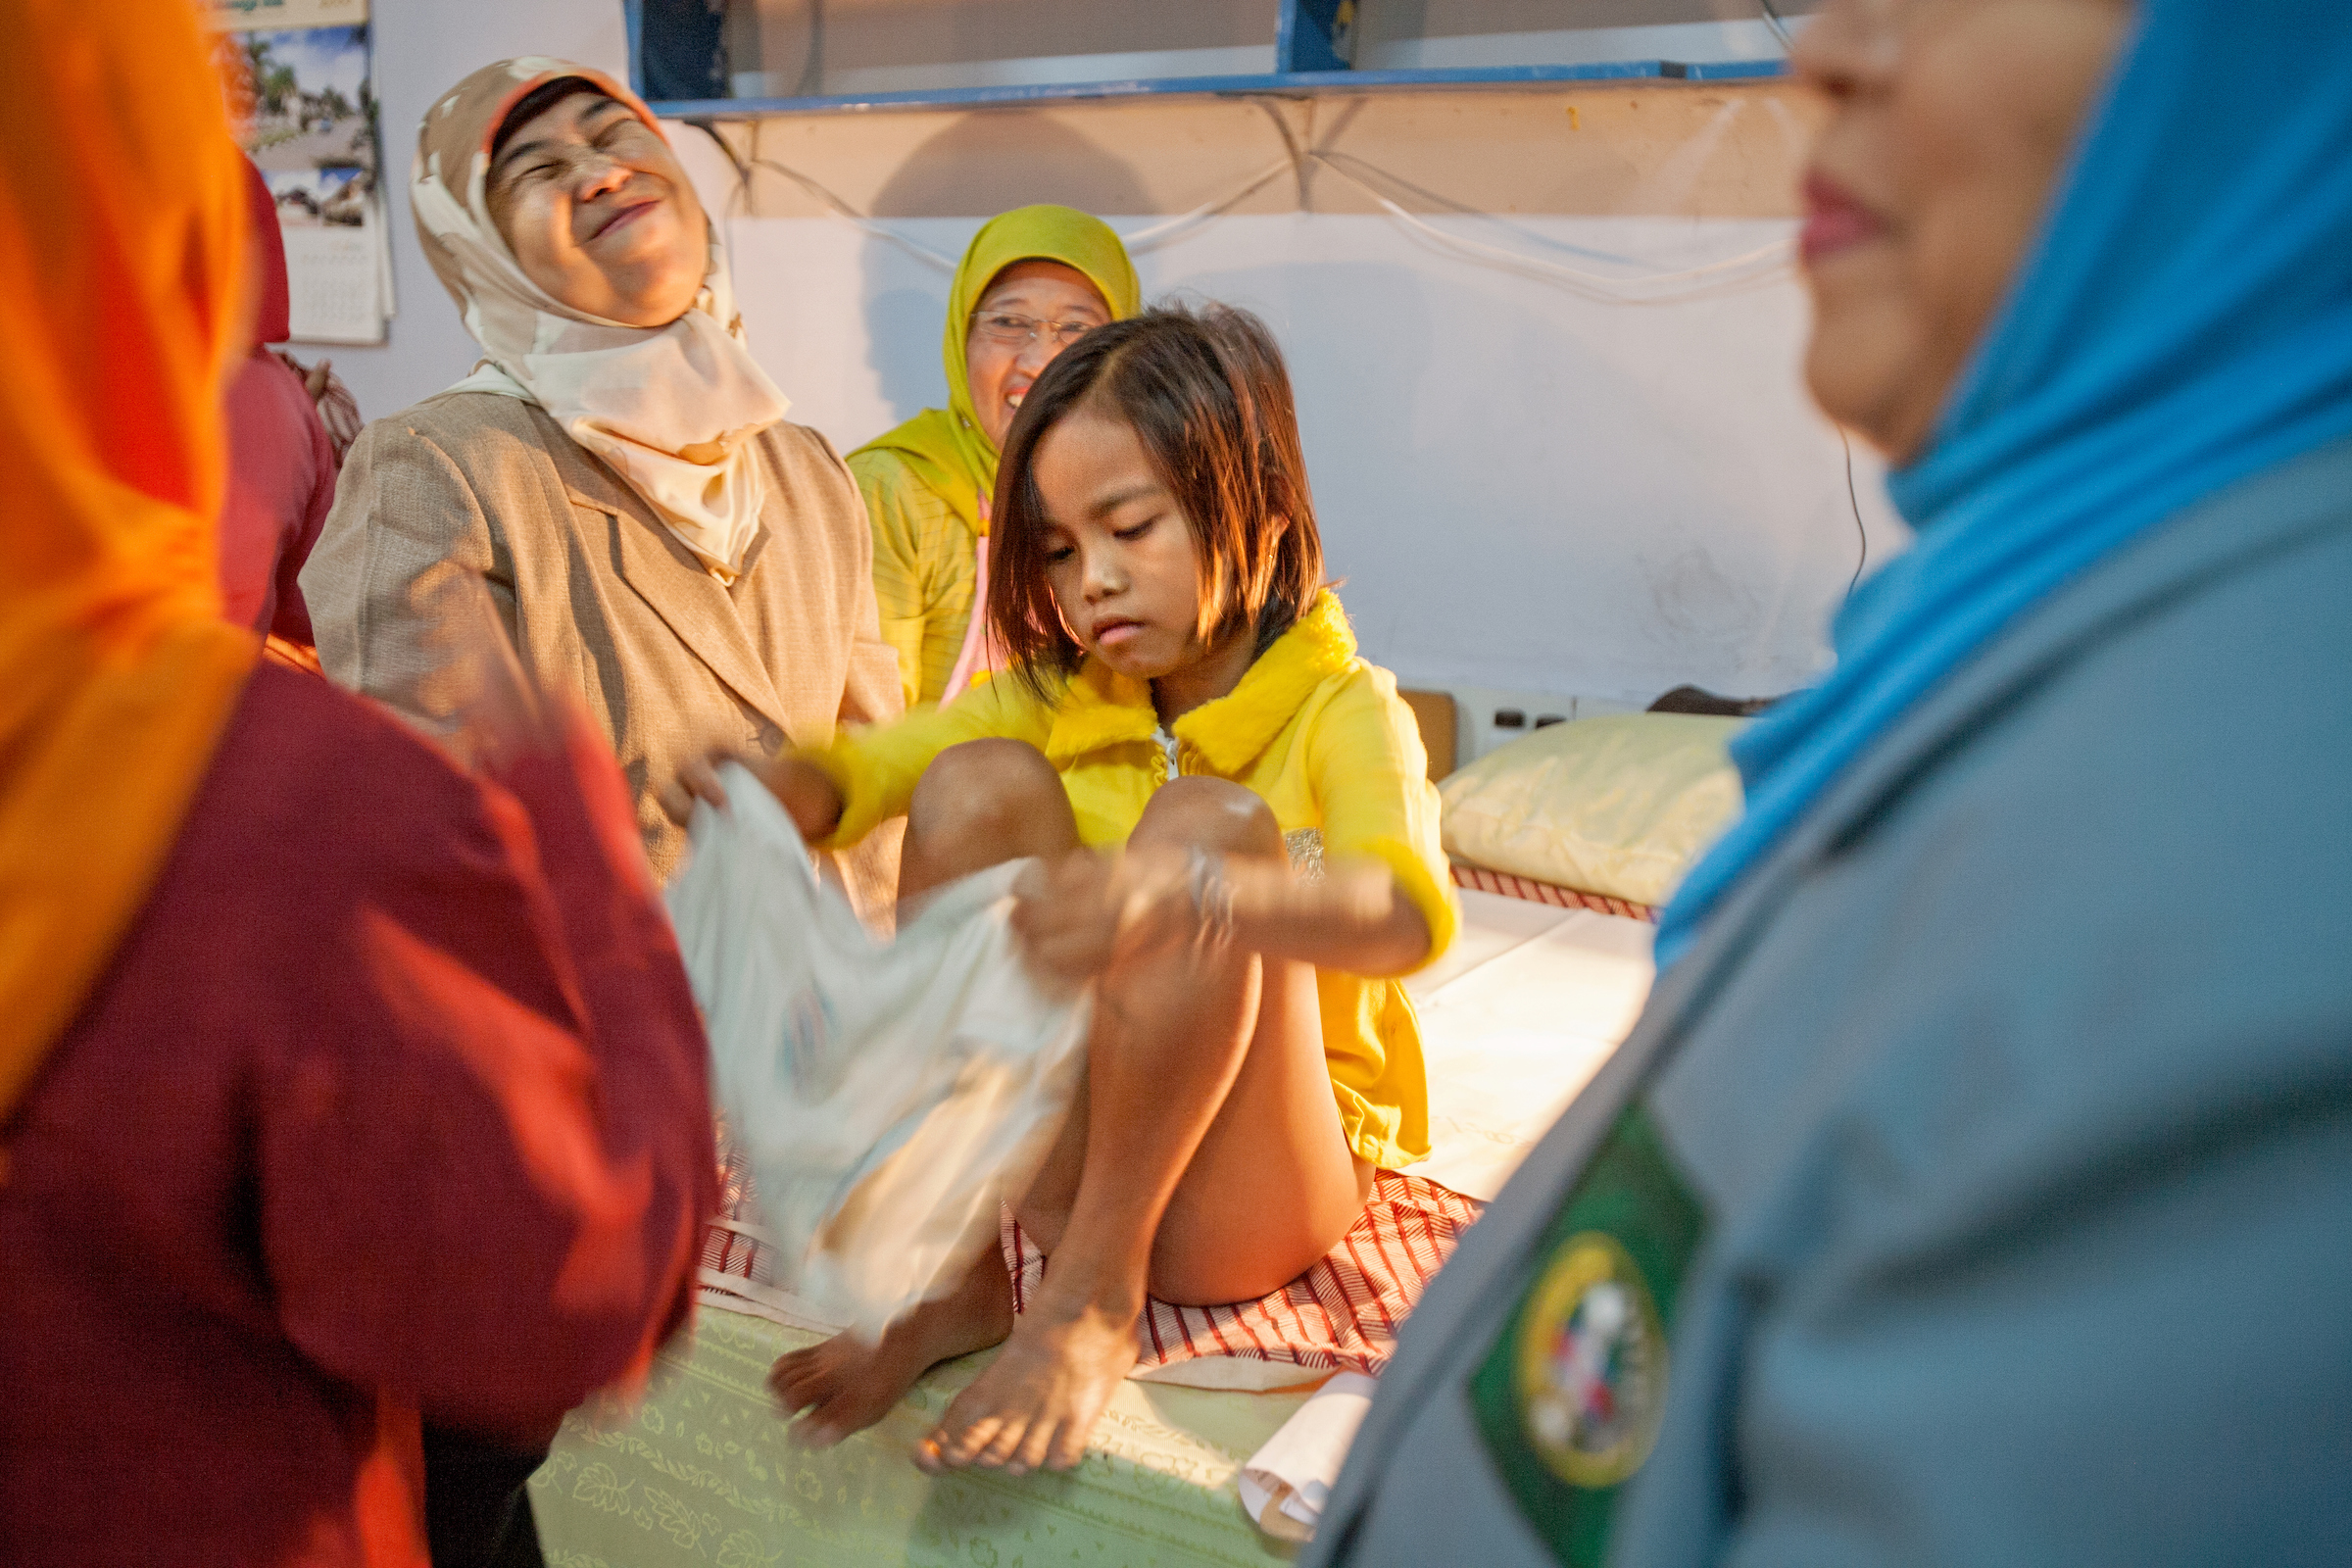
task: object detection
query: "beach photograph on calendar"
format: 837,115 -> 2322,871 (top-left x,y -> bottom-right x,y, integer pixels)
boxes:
229,22 -> 393,342
266,166 -> 371,229
238,24 -> 376,197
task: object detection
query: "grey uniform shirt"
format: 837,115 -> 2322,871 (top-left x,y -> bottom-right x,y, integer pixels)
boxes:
1312,436 -> 2352,1568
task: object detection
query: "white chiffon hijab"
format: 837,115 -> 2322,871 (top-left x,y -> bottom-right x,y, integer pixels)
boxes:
411,57 -> 786,580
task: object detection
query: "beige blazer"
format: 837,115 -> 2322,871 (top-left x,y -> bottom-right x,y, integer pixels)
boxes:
302,390 -> 904,901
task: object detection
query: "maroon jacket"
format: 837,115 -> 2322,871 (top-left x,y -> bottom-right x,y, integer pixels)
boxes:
0,664 -> 717,1567
220,157 -> 340,646
220,349 -> 338,644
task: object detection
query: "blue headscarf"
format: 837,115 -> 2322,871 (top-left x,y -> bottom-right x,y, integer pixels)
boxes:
1655,0 -> 2352,968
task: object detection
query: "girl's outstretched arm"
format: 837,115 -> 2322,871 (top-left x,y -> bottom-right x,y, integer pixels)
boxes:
1014,675 -> 1453,983
1012,844 -> 1431,981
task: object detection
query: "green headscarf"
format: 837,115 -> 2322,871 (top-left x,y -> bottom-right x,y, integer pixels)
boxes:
851,204 -> 1142,536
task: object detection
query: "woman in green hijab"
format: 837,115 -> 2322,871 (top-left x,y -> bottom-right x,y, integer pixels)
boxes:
851,205 -> 1141,709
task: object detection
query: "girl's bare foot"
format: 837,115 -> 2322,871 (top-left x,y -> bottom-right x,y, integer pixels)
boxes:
912,1283 -> 1141,1476
768,1250 -> 1012,1448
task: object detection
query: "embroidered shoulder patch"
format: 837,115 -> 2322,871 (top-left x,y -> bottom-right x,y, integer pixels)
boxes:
1468,1102 -> 1706,1568
1515,1231 -> 1668,1490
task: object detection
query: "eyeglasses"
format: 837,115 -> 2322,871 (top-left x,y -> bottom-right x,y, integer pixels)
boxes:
968,311 -> 1100,350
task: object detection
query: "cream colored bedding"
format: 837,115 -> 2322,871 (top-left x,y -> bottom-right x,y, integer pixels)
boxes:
1439,712 -> 1742,906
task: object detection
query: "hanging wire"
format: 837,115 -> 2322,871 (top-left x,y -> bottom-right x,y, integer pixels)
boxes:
1841,425 -> 1869,600
1757,0 -> 1795,52
794,0 -> 826,98
743,154 -> 962,270
1307,149 -> 1795,300
705,121 -> 1295,273
746,118 -> 960,270
687,121 -> 756,271
1114,159 -> 1297,251
691,91 -> 1793,302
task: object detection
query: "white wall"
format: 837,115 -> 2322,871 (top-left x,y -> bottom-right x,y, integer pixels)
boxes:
348,3 -> 1905,713
719,208 -> 1894,707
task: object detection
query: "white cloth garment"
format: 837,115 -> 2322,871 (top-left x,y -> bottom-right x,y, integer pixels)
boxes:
410,57 -> 790,580
667,762 -> 1091,1343
1238,1372 -> 1382,1542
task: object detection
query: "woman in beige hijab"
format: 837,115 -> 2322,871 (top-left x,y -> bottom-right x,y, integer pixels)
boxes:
304,57 -> 901,896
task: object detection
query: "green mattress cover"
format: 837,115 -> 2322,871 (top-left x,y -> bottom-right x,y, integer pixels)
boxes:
532,1306 -> 1307,1567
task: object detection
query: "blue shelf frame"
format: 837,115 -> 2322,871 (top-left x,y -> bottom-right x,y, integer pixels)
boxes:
624,0 -> 1788,120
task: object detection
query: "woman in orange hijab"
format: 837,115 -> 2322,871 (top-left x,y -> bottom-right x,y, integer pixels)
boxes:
0,6 -> 716,1566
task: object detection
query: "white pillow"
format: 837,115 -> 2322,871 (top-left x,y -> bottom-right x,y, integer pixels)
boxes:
1438,713 -> 1744,907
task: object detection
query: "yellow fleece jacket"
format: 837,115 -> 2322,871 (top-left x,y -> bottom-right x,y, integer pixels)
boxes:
810,590 -> 1456,1170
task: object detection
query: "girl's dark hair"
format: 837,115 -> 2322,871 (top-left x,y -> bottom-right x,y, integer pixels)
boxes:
987,301 -> 1325,689
491,76 -> 607,162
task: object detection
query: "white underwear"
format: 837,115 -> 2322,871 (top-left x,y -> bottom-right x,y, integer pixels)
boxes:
667,762 -> 1091,1343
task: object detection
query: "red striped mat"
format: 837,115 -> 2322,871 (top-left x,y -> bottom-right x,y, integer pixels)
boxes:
1004,1171 -> 1482,1377
1449,860 -> 1657,923
700,1140 -> 1483,1378
699,1137 -> 778,1283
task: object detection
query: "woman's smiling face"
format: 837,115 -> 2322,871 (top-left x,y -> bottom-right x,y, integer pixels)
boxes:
1795,0 -> 2132,460
1028,408 -> 1206,681
964,261 -> 1112,451
486,91 -> 709,327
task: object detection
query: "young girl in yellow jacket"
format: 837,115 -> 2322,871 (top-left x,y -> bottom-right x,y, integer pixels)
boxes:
677,302 -> 1458,1475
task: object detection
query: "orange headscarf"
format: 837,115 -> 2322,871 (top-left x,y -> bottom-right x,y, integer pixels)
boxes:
0,0 -> 258,1125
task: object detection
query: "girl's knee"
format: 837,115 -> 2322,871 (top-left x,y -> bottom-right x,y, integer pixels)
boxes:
923,736 -> 1057,793
1132,776 -> 1283,858
908,738 -> 1066,847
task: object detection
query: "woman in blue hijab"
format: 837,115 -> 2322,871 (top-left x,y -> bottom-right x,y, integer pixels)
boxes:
1309,2 -> 2352,1564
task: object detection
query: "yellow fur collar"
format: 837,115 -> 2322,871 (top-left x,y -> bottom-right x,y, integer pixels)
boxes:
1044,591 -> 1359,772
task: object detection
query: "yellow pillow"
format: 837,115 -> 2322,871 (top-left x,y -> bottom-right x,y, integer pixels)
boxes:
1438,713 -> 1744,907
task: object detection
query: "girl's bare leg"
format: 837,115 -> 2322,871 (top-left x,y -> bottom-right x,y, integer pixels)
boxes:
918,777 -> 1372,1475
769,740 -> 1079,1446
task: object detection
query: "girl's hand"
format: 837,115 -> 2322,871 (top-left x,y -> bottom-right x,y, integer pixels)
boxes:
758,754 -> 847,843
1010,842 -> 1200,984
